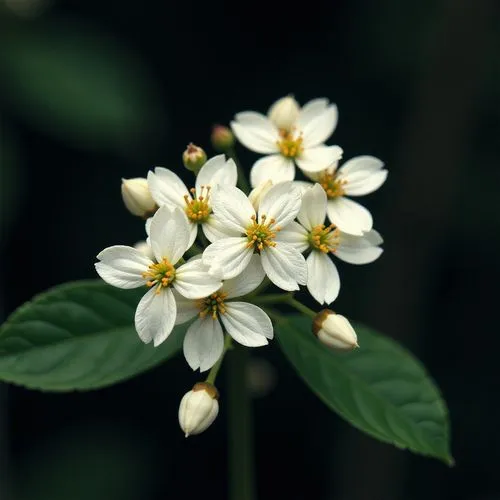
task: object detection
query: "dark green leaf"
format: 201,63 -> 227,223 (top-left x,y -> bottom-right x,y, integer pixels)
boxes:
0,280 -> 184,391
277,314 -> 452,465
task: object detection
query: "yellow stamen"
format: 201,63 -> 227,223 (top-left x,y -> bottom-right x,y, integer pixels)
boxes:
276,128 -> 303,158
308,224 -> 340,253
184,185 -> 211,223
141,258 -> 176,292
318,171 -> 347,199
245,214 -> 280,253
197,291 -> 229,320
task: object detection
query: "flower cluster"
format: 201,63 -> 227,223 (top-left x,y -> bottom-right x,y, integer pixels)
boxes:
94,95 -> 387,436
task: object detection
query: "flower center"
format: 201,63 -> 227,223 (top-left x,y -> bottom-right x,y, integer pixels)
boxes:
308,224 -> 340,253
142,258 -> 176,292
246,214 -> 280,252
184,186 -> 211,223
318,172 -> 347,199
277,129 -> 303,158
197,291 -> 228,320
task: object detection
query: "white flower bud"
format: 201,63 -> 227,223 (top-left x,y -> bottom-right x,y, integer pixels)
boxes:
248,180 -> 273,211
121,178 -> 156,218
312,309 -> 359,351
133,240 -> 154,260
268,95 -> 300,130
178,382 -> 219,437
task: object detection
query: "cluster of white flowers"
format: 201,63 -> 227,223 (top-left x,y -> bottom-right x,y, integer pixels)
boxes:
95,95 -> 387,436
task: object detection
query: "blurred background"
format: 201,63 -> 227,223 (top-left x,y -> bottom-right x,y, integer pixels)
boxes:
1,0 -> 499,498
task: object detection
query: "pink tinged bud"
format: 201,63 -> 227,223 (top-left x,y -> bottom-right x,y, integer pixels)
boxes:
178,382 -> 219,437
121,178 -> 157,218
211,125 -> 234,152
183,143 -> 207,174
268,95 -> 300,131
312,309 -> 359,351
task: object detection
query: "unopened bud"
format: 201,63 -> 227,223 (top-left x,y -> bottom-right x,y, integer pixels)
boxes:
248,180 -> 273,211
312,309 -> 359,351
183,143 -> 207,174
268,95 -> 300,131
178,382 -> 219,437
211,125 -> 235,152
121,178 -> 156,218
133,240 -> 154,260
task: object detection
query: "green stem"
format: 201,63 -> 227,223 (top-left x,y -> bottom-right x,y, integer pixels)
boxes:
205,334 -> 233,385
227,346 -> 256,500
286,297 -> 316,318
228,147 -> 250,194
185,243 -> 203,259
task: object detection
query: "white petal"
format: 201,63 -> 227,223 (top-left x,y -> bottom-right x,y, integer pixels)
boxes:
187,223 -> 198,248
172,290 -> 199,325
174,258 -> 223,299
300,104 -> 338,148
296,145 -> 343,174
221,302 -> 272,346
306,251 -> 340,305
297,183 -> 327,230
202,238 -> 254,280
250,154 -> 295,188
267,95 -> 300,130
135,287 -> 176,346
342,170 -> 388,197
261,244 -> 307,291
149,206 -> 190,263
183,317 -> 224,372
147,167 -> 189,208
201,216 -> 232,242
196,155 -> 238,193
230,112 -> 280,154
292,180 -> 314,195
211,185 -> 255,234
223,254 -> 266,299
274,221 -> 309,253
95,245 -> 152,289
326,197 -> 373,236
337,155 -> 385,175
258,181 -> 302,229
335,230 -> 383,265
297,98 -> 329,127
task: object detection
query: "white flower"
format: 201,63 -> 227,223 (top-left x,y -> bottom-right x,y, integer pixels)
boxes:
121,177 -> 156,217
202,182 -> 307,291
230,97 -> 343,188
313,309 -> 359,351
178,382 -> 219,437
276,184 -> 383,305
175,255 -> 273,372
300,155 -> 388,235
147,154 -> 237,246
95,206 -> 222,346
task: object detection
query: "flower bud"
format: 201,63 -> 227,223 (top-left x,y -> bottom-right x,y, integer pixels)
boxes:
183,143 -> 207,174
178,382 -> 219,437
312,309 -> 359,351
268,95 -> 300,131
133,240 -> 154,260
121,178 -> 156,218
248,180 -> 273,211
211,125 -> 235,152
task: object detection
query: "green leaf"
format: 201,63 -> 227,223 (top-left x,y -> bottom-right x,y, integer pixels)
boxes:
0,280 -> 184,391
277,314 -> 453,465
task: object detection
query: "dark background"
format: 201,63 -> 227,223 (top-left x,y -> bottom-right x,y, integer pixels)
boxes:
1,0 -> 499,498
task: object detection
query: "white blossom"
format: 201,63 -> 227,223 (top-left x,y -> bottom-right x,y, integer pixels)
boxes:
147,154 -> 237,246
175,255 -> 273,372
121,177 -> 156,217
95,206 -> 222,346
299,155 -> 388,235
276,184 -> 382,304
202,182 -> 307,291
230,97 -> 342,187
313,309 -> 359,351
